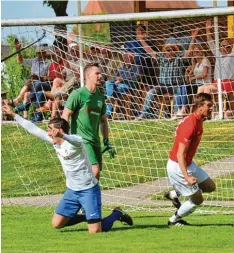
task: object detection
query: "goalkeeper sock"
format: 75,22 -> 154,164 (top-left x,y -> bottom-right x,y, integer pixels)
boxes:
169,199 -> 197,223
101,210 -> 121,232
65,214 -> 86,227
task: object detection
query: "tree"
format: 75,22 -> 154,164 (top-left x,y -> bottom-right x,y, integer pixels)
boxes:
43,1 -> 68,33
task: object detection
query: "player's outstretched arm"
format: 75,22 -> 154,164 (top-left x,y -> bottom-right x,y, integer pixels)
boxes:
2,104 -> 52,144
48,126 -> 83,147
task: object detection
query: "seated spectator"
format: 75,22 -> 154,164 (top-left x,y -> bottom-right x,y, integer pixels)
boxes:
124,24 -> 158,87
197,20 -> 234,116
136,29 -> 198,120
36,43 -> 80,113
105,51 -> 142,117
166,22 -> 201,51
14,44 -> 65,123
10,40 -> 50,119
198,20 -> 234,95
185,44 -> 212,107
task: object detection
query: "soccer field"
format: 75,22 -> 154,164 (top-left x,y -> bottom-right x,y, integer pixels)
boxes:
1,207 -> 234,253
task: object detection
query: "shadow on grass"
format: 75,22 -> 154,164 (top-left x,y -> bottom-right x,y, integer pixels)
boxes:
191,223 -> 234,227
60,224 -> 169,233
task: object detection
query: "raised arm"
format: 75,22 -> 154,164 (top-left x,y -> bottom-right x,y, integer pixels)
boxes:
15,39 -> 24,64
206,19 -> 213,42
184,29 -> 199,58
2,104 -> 52,144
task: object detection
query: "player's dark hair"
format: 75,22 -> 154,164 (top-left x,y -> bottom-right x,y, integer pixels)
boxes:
83,62 -> 99,76
48,118 -> 70,134
194,93 -> 213,111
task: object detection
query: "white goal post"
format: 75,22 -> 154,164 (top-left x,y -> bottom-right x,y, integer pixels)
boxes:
1,7 -> 234,214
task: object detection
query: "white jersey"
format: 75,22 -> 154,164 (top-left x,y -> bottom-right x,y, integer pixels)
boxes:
14,115 -> 98,191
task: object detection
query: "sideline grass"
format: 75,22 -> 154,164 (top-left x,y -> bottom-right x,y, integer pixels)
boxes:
2,207 -> 234,253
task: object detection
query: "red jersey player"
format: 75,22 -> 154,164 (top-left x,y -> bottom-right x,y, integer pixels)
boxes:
165,93 -> 216,226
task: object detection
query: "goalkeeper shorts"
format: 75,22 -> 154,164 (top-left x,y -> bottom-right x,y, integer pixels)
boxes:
84,142 -> 102,171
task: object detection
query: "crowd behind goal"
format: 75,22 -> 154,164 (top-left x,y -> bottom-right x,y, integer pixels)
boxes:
2,18 -> 234,122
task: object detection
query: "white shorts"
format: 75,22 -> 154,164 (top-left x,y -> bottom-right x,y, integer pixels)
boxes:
167,159 -> 209,197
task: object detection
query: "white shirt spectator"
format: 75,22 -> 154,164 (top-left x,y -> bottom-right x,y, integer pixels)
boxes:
23,58 -> 50,77
208,41 -> 234,80
193,57 -> 212,85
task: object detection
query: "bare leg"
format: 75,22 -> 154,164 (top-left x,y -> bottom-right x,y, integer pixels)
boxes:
23,92 -> 30,119
13,80 -> 32,105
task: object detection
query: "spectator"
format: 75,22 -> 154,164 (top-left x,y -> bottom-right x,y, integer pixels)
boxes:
124,24 -> 158,87
14,45 -> 65,123
136,31 -> 198,119
10,40 -> 50,119
105,51 -> 142,117
198,20 -> 234,95
185,44 -> 212,109
36,43 -> 81,114
199,20 -> 234,117
166,22 -> 200,51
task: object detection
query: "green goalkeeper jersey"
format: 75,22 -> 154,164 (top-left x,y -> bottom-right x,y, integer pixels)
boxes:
65,86 -> 106,146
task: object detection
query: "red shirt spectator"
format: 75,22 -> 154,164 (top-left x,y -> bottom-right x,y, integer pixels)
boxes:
169,113 -> 203,165
49,59 -> 64,79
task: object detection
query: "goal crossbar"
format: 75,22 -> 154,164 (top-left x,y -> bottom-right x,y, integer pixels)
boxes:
2,7 -> 234,27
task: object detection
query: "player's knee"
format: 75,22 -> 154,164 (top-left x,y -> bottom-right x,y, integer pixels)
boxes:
191,193 -> 204,205
52,219 -> 64,229
207,182 -> 216,193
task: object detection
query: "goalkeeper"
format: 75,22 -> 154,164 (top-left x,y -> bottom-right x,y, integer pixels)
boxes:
2,104 -> 133,233
62,62 -> 116,180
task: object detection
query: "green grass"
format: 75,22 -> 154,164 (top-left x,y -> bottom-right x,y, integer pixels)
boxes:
1,207 -> 234,253
2,120 -> 234,198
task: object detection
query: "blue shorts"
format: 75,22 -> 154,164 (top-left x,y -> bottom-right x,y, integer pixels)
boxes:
55,184 -> 102,221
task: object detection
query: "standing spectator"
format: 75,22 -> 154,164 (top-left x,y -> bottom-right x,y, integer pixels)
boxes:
166,22 -> 200,51
136,29 -> 198,119
165,93 -> 216,226
105,51 -> 142,117
62,63 -> 116,180
124,24 -> 158,87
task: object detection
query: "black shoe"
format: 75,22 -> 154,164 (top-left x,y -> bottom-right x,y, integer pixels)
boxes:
164,191 -> 181,209
168,219 -> 190,227
113,207 -> 133,226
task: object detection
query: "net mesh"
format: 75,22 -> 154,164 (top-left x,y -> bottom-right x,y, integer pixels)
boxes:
1,14 -> 234,213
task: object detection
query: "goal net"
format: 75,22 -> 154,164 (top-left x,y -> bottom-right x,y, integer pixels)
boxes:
1,8 -> 234,214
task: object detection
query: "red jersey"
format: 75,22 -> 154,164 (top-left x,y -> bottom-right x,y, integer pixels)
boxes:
48,60 -> 64,78
169,113 -> 203,165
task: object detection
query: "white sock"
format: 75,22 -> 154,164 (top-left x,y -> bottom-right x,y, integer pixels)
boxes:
169,190 -> 178,199
169,199 -> 197,223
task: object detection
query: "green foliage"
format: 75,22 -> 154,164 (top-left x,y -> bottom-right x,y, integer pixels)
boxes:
43,1 -> 68,16
1,35 -> 36,99
2,208 -> 234,253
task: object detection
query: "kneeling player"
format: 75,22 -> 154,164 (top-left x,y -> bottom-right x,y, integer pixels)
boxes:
2,104 -> 133,233
165,93 -> 216,226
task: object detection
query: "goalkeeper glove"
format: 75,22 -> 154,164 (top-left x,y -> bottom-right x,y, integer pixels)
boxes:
102,138 -> 116,159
